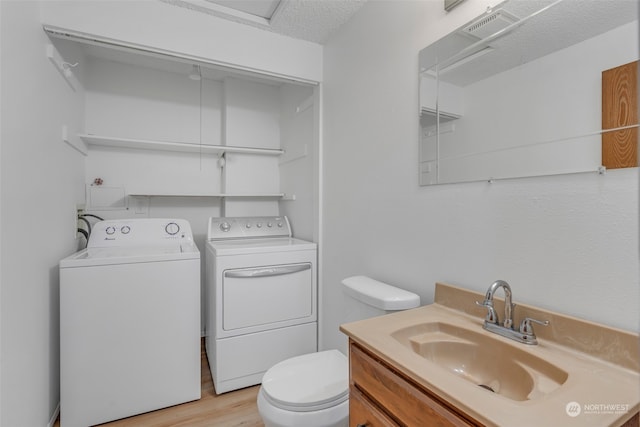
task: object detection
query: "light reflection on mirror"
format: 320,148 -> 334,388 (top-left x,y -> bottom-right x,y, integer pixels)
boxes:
419,0 -> 639,186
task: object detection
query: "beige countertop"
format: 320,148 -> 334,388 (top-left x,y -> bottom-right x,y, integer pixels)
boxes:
340,283 -> 639,427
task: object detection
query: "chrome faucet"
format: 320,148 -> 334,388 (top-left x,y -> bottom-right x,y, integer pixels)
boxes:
476,280 -> 548,345
478,279 -> 514,328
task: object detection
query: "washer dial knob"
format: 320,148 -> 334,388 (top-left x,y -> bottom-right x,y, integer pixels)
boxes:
121,226 -> 131,234
165,222 -> 180,235
105,226 -> 116,235
220,222 -> 231,232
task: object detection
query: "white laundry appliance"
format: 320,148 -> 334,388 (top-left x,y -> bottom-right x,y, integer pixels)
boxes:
59,218 -> 201,427
205,216 -> 317,394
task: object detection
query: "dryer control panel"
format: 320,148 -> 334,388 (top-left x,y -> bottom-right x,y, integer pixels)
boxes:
208,216 -> 291,240
88,218 -> 194,247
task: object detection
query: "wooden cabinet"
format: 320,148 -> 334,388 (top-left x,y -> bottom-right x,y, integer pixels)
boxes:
349,340 -> 640,427
602,60 -> 638,169
349,340 -> 481,427
350,385 -> 397,427
620,412 -> 639,427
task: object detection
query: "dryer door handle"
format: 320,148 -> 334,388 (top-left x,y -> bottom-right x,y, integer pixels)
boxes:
225,264 -> 311,278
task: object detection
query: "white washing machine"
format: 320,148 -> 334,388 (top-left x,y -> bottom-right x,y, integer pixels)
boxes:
205,216 -> 317,394
59,218 -> 201,427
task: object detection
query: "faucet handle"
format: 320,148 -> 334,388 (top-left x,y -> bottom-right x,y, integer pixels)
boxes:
475,300 -> 499,324
519,317 -> 549,335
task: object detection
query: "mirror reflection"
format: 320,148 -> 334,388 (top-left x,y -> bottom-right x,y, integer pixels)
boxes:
419,0 -> 639,185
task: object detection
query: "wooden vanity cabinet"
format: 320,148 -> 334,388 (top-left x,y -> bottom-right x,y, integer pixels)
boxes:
620,413 -> 639,427
349,340 -> 482,427
350,386 -> 397,427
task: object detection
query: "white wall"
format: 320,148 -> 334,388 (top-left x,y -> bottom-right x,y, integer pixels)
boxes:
0,2 -> 85,426
85,56 -> 223,144
84,56 -> 225,196
321,0 -> 639,353
279,84 -> 316,241
223,77 -> 281,214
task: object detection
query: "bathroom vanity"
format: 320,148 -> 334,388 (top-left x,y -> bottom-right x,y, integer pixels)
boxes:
341,283 -> 640,427
349,341 -> 479,426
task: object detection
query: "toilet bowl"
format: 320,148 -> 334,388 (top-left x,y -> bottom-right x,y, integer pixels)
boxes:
257,276 -> 420,427
257,350 -> 349,427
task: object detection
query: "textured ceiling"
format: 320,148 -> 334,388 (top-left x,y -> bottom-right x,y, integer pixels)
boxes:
160,0 -> 367,44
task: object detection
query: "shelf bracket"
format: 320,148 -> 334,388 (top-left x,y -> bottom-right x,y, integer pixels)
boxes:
218,152 -> 226,168
296,95 -> 314,114
46,44 -> 79,91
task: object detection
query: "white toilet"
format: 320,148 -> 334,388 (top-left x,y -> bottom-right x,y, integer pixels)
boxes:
257,276 -> 420,427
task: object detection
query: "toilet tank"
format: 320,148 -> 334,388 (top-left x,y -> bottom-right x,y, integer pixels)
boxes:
342,276 -> 420,323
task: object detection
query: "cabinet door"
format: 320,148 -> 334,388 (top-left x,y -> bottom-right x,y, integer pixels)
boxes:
602,60 -> 638,169
350,342 -> 478,427
350,386 -> 398,427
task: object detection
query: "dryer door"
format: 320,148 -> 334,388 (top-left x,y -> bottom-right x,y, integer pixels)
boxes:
222,263 -> 313,332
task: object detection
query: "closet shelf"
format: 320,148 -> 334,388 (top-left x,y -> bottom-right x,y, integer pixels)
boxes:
79,134 -> 284,156
127,192 -> 286,198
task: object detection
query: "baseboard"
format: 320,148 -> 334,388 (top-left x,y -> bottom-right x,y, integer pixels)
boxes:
48,402 -> 60,427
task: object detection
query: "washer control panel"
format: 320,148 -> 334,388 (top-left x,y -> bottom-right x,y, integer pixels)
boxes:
208,216 -> 291,240
88,218 -> 193,247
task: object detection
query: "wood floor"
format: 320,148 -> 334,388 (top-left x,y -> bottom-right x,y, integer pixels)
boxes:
54,341 -> 265,427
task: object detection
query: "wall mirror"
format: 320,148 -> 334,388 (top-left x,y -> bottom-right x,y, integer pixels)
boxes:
419,0 -> 639,185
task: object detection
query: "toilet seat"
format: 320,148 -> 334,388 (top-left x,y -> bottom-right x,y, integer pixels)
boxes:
261,350 -> 349,412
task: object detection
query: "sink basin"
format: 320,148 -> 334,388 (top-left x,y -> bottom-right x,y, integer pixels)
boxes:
391,322 -> 568,401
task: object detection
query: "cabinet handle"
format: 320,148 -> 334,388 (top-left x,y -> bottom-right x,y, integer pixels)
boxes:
356,424 -> 368,427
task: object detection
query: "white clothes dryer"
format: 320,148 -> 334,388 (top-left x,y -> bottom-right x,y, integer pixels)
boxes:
59,218 -> 201,427
205,216 -> 317,394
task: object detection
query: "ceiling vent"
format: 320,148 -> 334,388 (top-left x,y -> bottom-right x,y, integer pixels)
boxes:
462,9 -> 519,40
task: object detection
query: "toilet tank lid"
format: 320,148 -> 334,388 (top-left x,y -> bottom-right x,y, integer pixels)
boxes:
342,276 -> 420,310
